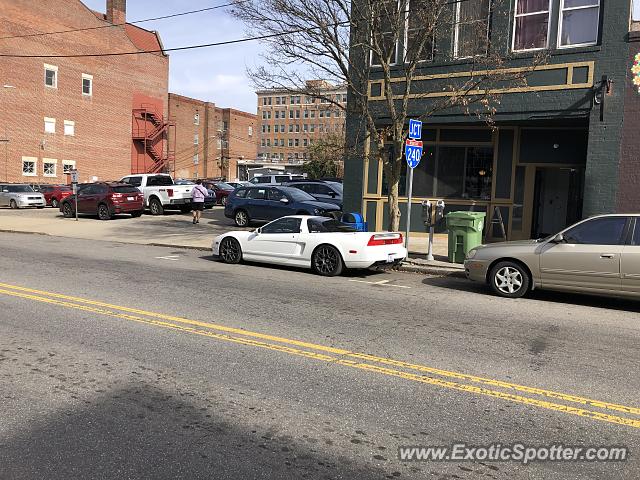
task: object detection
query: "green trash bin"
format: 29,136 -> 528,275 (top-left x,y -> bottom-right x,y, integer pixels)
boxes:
446,211 -> 486,264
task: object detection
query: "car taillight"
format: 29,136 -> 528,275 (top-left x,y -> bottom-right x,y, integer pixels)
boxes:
167,188 -> 174,197
367,233 -> 403,246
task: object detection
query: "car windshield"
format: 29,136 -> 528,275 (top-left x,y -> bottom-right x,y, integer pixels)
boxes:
112,185 -> 140,194
326,182 -> 343,193
308,219 -> 357,233
147,175 -> 174,186
58,186 -> 72,191
216,182 -> 235,190
6,185 -> 34,193
281,187 -> 316,202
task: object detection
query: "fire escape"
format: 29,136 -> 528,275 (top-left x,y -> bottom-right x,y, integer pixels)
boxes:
132,103 -> 176,174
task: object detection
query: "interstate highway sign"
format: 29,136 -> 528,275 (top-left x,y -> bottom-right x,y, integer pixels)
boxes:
405,139 -> 423,169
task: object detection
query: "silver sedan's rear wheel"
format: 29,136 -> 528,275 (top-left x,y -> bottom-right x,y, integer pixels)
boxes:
219,237 -> 242,264
489,261 -> 530,298
312,245 -> 343,277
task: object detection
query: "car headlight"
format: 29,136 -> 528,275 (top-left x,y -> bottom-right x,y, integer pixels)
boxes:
313,208 -> 323,215
466,249 -> 478,259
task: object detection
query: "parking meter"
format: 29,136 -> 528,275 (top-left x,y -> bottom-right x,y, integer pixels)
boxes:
421,200 -> 433,227
435,200 -> 445,225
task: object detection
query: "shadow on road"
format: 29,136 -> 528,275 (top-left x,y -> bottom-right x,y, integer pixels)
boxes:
421,276 -> 640,312
0,383 -> 391,480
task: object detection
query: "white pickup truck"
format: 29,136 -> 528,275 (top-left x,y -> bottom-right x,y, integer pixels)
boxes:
120,174 -> 193,215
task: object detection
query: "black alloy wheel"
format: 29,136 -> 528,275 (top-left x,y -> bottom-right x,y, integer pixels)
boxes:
219,237 -> 242,264
312,245 -> 343,277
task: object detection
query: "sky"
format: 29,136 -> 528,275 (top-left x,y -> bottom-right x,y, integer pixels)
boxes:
81,0 -> 263,113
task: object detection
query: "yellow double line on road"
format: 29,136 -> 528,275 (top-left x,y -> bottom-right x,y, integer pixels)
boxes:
0,281 -> 638,429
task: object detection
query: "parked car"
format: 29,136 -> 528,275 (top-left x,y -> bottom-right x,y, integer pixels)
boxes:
285,180 -> 343,209
203,181 -> 235,206
213,215 -> 407,276
40,185 -> 73,208
249,174 -> 306,185
0,184 -> 45,209
226,181 -> 252,189
60,182 -> 144,220
225,186 -> 341,227
464,214 -> 640,300
174,180 -> 216,209
120,174 -> 193,215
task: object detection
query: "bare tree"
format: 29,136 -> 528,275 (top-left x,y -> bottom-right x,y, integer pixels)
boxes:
233,0 -> 546,230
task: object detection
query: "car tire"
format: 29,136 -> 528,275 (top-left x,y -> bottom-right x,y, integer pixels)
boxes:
51,198 -> 59,208
97,203 -> 113,221
131,211 -> 143,218
62,202 -> 74,218
221,196 -> 227,206
219,237 -> 242,264
9,199 -> 18,209
312,244 -> 344,277
489,261 -> 530,299
234,209 -> 249,227
36,206 -> 45,209
149,198 -> 164,216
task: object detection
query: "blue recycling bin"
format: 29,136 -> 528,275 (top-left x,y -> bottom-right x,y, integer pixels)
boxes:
341,213 -> 368,232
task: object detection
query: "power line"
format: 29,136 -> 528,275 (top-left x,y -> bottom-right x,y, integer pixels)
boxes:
0,2 -> 241,41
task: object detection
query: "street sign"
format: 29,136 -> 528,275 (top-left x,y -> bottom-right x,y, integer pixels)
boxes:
405,139 -> 423,169
70,169 -> 79,184
408,119 -> 422,140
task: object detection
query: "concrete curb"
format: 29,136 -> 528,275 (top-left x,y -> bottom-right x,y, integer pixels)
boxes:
394,262 -> 466,278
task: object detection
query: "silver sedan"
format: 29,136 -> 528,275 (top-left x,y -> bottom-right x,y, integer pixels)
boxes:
0,184 -> 46,209
464,214 -> 640,299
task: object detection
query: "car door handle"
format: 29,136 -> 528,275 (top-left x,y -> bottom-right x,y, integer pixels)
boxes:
600,254 -> 616,259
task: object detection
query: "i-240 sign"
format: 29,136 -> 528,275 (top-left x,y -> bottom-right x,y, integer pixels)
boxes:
405,139 -> 423,169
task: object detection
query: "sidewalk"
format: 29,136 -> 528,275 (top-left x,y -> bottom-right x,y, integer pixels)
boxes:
0,208 -> 465,276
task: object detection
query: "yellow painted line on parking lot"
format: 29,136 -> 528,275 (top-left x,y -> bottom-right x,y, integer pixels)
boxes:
0,281 -> 639,428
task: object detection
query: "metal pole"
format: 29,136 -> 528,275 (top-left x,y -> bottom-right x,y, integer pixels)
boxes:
405,167 -> 414,259
427,225 -> 435,261
74,185 -> 78,222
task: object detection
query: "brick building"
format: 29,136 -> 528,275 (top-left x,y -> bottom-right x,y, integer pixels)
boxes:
0,0 -> 171,184
168,93 -> 257,181
254,81 -> 347,170
345,0 -> 640,239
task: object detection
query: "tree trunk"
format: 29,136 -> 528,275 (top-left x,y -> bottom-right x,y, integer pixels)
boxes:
382,141 -> 402,232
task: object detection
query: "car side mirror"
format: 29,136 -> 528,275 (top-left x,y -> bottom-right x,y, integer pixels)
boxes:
255,227 -> 262,234
552,233 -> 565,243
328,192 -> 336,198
280,198 -> 289,204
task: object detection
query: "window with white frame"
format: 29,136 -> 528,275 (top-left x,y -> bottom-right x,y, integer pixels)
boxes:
513,0 -> 551,50
371,0 -> 400,66
22,157 -> 36,176
558,0 -> 600,47
82,73 -> 93,96
194,134 -> 199,145
193,154 -> 199,165
44,64 -> 58,88
43,158 -> 57,177
44,117 -> 56,134
194,112 -> 200,125
64,120 -> 75,136
454,0 -> 491,58
63,160 -> 76,174
248,126 -> 253,136
405,0 -> 434,62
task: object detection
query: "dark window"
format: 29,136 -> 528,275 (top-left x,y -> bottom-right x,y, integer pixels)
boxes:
79,184 -> 98,195
262,217 -> 302,234
308,219 -> 358,233
41,187 -> 53,193
246,188 -> 266,200
564,217 -> 628,245
254,176 -> 271,184
112,185 -> 140,194
235,188 -> 248,198
268,189 -> 286,201
125,177 -> 142,187
315,184 -> 334,195
275,175 -> 290,183
633,220 -> 640,246
146,175 -> 173,187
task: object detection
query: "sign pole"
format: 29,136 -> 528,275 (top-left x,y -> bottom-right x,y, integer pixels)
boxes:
405,168 -> 414,259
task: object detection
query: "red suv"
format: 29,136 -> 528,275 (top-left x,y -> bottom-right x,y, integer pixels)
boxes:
60,182 -> 144,220
204,181 -> 235,206
40,185 -> 73,208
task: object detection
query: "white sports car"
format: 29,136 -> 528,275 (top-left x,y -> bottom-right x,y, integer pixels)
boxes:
212,215 -> 407,276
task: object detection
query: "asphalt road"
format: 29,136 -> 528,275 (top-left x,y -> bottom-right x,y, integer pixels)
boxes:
0,232 -> 638,479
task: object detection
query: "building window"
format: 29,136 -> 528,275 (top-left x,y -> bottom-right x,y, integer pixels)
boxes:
44,117 -> 56,134
194,134 -> 199,145
22,157 -> 36,176
288,139 -> 293,147
558,0 -> 600,47
193,154 -> 199,165
454,0 -> 490,58
64,120 -> 75,136
223,121 -> 229,130
513,0 -> 551,51
44,64 -> 58,88
62,160 -> 76,174
371,0 -> 400,66
248,126 -> 253,136
280,138 -> 285,146
82,73 -> 93,96
261,139 -> 266,147
43,159 -> 57,177
405,0 -> 434,62
194,112 -> 200,125
289,110 -> 294,119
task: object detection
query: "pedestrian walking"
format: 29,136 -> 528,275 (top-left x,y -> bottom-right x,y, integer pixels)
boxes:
191,179 -> 208,224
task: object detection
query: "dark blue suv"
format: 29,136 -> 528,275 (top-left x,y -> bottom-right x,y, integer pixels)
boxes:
225,186 -> 341,227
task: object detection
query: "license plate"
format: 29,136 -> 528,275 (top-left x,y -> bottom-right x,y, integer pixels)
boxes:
127,197 -> 135,201
387,254 -> 394,263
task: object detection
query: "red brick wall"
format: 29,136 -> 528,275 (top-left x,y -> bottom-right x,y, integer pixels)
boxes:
0,0 -> 168,184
